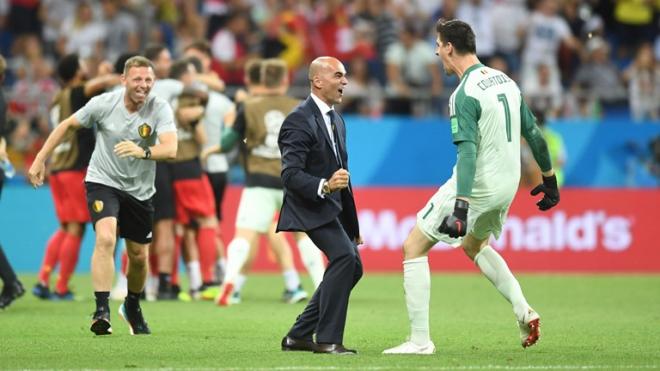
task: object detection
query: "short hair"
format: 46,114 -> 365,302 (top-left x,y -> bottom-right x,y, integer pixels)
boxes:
144,44 -> 168,62
187,56 -> 203,74
57,54 -> 80,82
435,19 -> 476,55
169,59 -> 191,80
184,40 -> 212,57
261,59 -> 287,88
244,58 -> 262,85
123,55 -> 154,75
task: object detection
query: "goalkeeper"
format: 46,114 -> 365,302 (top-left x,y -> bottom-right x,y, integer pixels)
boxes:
383,19 -> 560,355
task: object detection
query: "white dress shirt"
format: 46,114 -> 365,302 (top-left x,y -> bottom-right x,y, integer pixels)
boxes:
310,93 -> 339,197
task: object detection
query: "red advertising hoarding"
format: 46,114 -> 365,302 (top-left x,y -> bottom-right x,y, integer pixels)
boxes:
219,187 -> 659,273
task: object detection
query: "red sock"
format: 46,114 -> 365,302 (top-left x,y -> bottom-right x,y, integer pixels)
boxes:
197,226 -> 218,283
120,250 -> 128,275
38,230 -> 67,285
171,234 -> 183,286
55,233 -> 82,294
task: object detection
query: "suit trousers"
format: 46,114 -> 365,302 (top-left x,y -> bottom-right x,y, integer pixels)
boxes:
287,218 -> 363,344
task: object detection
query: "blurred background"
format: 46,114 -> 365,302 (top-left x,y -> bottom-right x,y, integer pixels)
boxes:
0,0 -> 658,273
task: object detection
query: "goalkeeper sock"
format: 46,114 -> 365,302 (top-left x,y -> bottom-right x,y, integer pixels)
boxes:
475,245 -> 529,321
403,256 -> 431,346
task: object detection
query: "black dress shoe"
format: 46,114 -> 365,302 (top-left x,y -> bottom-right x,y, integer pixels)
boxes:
281,336 -> 316,352
314,343 -> 357,355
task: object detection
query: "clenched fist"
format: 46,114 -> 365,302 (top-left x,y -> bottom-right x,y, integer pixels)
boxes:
114,140 -> 145,159
327,168 -> 350,192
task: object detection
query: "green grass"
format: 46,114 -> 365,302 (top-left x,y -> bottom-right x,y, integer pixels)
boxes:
1,273 -> 659,370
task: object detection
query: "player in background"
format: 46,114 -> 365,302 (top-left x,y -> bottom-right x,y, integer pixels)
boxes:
203,59 -> 323,304
383,19 -> 559,354
29,56 -> 177,335
0,54 -> 24,310
212,59 -> 324,306
167,59 -> 221,299
185,55 -> 233,288
32,54 -> 120,300
183,40 -> 230,288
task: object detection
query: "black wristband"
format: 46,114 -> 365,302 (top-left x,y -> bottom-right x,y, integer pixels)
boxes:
143,147 -> 151,160
454,199 -> 469,219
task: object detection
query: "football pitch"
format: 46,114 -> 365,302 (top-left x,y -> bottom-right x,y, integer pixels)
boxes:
1,273 -> 659,370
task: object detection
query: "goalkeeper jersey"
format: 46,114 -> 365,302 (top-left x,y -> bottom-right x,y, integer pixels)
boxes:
448,63 -> 536,201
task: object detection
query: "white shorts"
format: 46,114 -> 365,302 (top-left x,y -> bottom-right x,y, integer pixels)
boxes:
416,179 -> 513,246
235,187 -> 283,233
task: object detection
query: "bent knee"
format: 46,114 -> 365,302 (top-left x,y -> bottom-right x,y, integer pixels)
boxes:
95,232 -> 116,251
403,239 -> 425,261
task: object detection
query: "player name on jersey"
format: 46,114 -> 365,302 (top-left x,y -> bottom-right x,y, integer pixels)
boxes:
476,74 -> 514,91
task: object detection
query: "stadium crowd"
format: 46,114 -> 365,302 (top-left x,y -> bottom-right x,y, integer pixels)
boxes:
0,0 -> 658,177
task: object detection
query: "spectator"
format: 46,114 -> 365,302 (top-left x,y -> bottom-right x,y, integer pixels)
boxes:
310,0 -> 355,62
521,0 -> 579,94
210,11 -> 253,86
624,43 -> 659,122
562,81 -> 602,120
5,0 -> 41,37
40,0 -> 77,57
457,0 -> 495,61
384,22 -> 441,115
341,55 -> 383,116
100,0 -> 140,63
490,0 -> 528,76
57,1 -> 106,60
260,0 -> 309,74
354,0 -> 399,85
524,63 -> 563,118
573,37 -> 626,104
612,0 -> 656,62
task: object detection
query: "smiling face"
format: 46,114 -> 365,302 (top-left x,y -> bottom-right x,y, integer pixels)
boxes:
122,65 -> 155,110
310,57 -> 348,106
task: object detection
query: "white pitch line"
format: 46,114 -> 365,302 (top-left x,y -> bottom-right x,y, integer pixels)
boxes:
207,366 -> 659,371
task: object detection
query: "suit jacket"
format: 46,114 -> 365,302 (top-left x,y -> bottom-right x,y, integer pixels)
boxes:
276,96 -> 359,240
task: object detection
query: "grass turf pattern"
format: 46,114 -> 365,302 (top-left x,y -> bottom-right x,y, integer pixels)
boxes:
1,273 -> 658,370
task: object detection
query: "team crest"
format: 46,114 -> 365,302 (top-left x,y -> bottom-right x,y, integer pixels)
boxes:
92,200 -> 104,213
138,123 -> 152,138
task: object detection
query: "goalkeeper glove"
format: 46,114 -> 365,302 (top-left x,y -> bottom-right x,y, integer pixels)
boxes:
438,199 -> 469,238
530,174 -> 560,211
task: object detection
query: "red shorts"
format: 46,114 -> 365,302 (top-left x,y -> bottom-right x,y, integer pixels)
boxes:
173,175 -> 216,224
50,170 -> 90,223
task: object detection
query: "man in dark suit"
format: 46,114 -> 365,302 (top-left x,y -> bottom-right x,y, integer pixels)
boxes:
277,56 -> 362,355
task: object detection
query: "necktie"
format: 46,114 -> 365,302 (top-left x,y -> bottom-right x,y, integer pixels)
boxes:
327,110 -> 343,167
